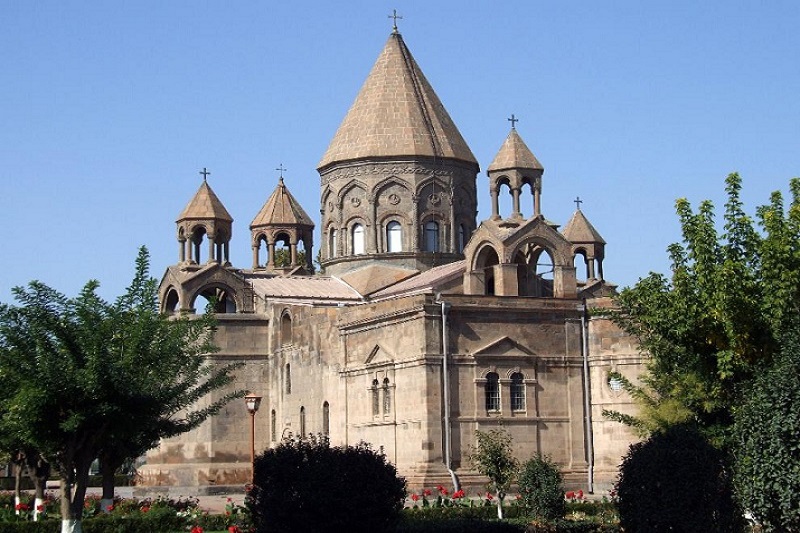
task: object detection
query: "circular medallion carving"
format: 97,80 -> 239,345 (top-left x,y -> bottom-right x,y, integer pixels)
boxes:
328,201 -> 334,212
350,197 -> 361,207
429,193 -> 441,206
388,193 -> 400,205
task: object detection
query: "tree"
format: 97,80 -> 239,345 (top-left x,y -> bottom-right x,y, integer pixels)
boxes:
247,435 -> 406,533
517,453 -> 566,521
733,323 -> 800,530
605,174 -> 800,445
469,428 -> 518,519
0,247 -> 243,533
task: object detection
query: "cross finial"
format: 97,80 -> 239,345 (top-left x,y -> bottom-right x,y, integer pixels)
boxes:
199,167 -> 210,182
388,9 -> 403,33
574,196 -> 583,210
276,163 -> 287,181
508,114 -> 519,130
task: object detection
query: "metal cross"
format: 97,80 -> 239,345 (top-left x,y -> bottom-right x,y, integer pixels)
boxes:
199,167 -> 210,182
574,196 -> 583,210
508,114 -> 519,130
276,164 -> 287,179
388,9 -> 403,32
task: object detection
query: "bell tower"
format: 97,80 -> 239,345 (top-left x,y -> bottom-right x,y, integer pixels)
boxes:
176,168 -> 233,266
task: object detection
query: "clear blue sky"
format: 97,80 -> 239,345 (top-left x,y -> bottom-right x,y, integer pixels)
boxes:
2,1 -> 798,303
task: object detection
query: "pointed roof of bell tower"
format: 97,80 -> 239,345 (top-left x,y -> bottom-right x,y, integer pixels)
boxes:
318,31 -> 477,170
251,177 -> 314,229
563,208 -> 606,244
487,127 -> 543,173
177,177 -> 232,222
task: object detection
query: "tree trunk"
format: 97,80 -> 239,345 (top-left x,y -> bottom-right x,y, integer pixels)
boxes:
12,458 -> 22,515
26,455 -> 50,521
60,478 -> 82,533
100,460 -> 116,513
496,492 -> 505,520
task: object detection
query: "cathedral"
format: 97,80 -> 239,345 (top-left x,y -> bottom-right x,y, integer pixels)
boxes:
139,26 -> 642,493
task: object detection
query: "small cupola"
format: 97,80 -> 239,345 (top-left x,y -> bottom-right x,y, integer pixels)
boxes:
487,119 -> 544,220
250,174 -> 315,273
176,168 -> 233,266
562,200 -> 606,281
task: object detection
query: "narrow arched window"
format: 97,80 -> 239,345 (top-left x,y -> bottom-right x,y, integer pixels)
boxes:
372,379 -> 380,416
299,406 -> 306,438
281,314 -> 292,345
458,224 -> 467,253
386,221 -> 402,252
382,377 -> 391,415
329,228 -> 338,258
322,401 -> 330,436
270,409 -> 277,442
485,372 -> 500,412
285,363 -> 291,394
424,221 -> 439,252
511,372 -> 525,411
352,224 -> 365,255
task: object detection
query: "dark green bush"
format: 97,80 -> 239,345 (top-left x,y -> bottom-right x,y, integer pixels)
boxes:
247,435 -> 407,533
615,424 -> 744,532
733,326 -> 800,531
517,454 -> 566,521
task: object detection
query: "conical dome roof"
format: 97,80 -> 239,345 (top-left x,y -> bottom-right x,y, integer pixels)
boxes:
318,32 -> 477,169
488,128 -> 543,173
251,177 -> 314,229
563,209 -> 606,244
177,180 -> 233,222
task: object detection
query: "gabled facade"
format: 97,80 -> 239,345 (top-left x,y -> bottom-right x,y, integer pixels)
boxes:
139,28 -> 642,494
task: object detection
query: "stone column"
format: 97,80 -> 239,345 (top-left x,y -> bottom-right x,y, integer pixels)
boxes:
490,187 -> 500,219
267,242 -> 275,268
179,238 -> 186,263
207,233 -> 216,263
512,187 -> 521,219
290,242 -> 298,267
252,244 -> 260,269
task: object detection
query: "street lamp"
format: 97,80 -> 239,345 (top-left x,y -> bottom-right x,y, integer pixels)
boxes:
244,393 -> 262,484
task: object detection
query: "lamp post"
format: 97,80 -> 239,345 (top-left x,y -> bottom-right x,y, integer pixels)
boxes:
244,394 -> 262,484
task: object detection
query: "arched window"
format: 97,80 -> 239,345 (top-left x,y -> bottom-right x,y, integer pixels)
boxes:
372,379 -> 380,416
386,221 -> 402,252
281,314 -> 292,345
299,406 -> 306,438
485,372 -> 500,412
322,401 -> 330,436
270,409 -> 277,442
285,363 -> 292,394
329,228 -> 338,258
511,372 -> 525,411
352,224 -> 365,255
458,224 -> 467,253
424,221 -> 440,252
382,377 -> 391,415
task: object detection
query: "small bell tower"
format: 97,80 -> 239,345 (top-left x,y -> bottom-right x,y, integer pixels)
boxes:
176,168 -> 233,266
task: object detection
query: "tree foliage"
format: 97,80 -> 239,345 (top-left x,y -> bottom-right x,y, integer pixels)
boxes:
247,435 -> 406,533
615,424 -> 744,533
733,323 -> 800,531
605,174 -> 800,444
469,428 -> 518,520
517,454 -> 565,521
0,247 -> 243,530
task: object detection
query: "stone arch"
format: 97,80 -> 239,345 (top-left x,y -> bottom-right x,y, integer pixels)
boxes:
372,176 -> 412,205
336,180 -> 368,209
473,243 -> 500,295
325,222 -> 340,259
190,282 -> 238,314
162,286 -> 181,314
378,212 -> 410,253
321,185 -> 334,214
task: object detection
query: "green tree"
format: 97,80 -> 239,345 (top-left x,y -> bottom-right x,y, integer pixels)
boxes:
605,173 -> 799,445
0,247 -> 243,533
733,323 -> 800,531
469,428 -> 518,519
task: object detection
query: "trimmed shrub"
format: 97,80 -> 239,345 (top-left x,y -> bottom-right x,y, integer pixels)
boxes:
615,424 -> 744,532
517,454 -> 566,521
247,435 -> 407,533
733,327 -> 800,531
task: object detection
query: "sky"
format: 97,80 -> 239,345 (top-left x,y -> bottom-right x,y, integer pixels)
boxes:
1,1 -> 798,303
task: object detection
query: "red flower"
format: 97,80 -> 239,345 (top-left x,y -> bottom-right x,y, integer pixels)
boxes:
565,490 -> 575,500
141,506 -> 150,513
15,503 -> 30,511
453,489 -> 465,499
577,489 -> 584,499
36,504 -> 45,512
106,504 -> 114,512
411,494 -> 419,501
486,492 -> 494,500
228,527 -> 241,533
191,527 -> 204,533
423,489 -> 432,496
